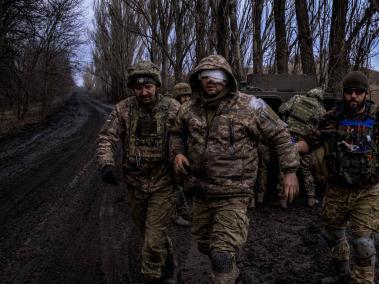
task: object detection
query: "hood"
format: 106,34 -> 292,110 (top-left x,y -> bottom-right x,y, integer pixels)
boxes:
189,55 -> 238,97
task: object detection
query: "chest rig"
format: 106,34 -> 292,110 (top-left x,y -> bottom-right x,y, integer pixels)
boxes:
325,104 -> 379,186
286,95 -> 324,138
127,96 -> 169,166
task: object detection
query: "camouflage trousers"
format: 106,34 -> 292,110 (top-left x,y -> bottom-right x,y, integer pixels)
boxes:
277,154 -> 316,200
322,183 -> 379,283
175,185 -> 192,220
192,196 -> 250,283
255,144 -> 270,195
127,185 -> 176,279
299,154 -> 316,197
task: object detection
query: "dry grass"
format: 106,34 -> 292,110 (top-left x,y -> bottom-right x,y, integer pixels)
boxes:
0,95 -> 70,135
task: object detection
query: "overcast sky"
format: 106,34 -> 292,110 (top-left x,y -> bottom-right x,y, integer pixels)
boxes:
76,0 -> 379,85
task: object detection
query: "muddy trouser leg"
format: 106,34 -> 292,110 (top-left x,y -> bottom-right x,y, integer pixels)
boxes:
350,183 -> 379,284
300,154 -> 316,198
192,196 -> 212,256
254,164 -> 267,206
321,186 -> 351,275
128,186 -> 176,280
209,197 -> 250,284
175,185 -> 191,220
254,146 -> 269,206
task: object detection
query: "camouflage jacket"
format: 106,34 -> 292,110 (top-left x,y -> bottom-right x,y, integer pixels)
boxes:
170,55 -> 299,197
96,94 -> 180,192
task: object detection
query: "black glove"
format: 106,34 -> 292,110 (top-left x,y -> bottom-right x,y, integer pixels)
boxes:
101,165 -> 120,185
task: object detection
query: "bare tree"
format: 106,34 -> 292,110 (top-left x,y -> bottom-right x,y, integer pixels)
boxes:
295,0 -> 316,75
273,0 -> 288,73
210,0 -> 230,59
229,0 -> 243,80
252,0 -> 264,73
327,0 -> 348,92
0,0 -> 80,119
194,0 -> 209,63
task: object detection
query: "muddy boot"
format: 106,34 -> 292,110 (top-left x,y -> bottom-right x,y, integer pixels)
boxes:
248,197 -> 255,209
321,259 -> 350,284
211,263 -> 239,284
174,215 -> 191,227
280,198 -> 287,208
256,192 -> 265,204
307,196 -> 319,208
143,275 -> 163,284
163,248 -> 177,284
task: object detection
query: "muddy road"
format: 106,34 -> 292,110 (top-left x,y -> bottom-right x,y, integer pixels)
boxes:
0,93 -> 378,283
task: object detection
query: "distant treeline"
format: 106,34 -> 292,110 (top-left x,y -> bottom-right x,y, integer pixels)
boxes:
85,0 -> 379,102
0,0 -> 84,119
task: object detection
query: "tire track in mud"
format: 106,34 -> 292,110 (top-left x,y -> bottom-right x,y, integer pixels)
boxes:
0,94 -> 116,283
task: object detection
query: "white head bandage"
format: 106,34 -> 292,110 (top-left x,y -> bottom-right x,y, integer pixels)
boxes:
198,69 -> 228,84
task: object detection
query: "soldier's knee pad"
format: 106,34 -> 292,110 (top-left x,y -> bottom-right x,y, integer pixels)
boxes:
321,227 -> 346,247
352,236 -> 376,259
210,250 -> 234,273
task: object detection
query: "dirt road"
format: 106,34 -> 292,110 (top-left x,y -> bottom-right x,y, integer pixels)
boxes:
0,93 -> 378,283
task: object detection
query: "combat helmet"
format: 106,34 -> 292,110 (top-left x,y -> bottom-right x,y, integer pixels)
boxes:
306,87 -> 324,101
173,82 -> 192,99
127,61 -> 161,88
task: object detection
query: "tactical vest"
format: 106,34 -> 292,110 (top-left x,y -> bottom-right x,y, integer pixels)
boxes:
286,96 -> 324,138
325,104 -> 379,186
126,96 -> 170,166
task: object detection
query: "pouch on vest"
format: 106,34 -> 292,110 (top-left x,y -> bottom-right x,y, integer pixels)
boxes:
326,118 -> 377,186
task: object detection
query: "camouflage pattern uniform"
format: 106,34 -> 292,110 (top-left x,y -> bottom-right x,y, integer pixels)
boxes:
172,82 -> 192,226
253,143 -> 270,205
96,61 -> 180,281
309,71 -> 379,284
172,82 -> 191,101
170,55 -> 299,283
279,88 -> 326,206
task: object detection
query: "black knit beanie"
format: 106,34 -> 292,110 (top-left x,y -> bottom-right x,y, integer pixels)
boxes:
342,71 -> 369,90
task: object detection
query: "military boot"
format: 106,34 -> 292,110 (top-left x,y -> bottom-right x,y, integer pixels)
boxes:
248,197 -> 255,209
163,249 -> 177,284
256,192 -> 265,204
307,196 -> 319,208
211,263 -> 239,284
143,276 -> 163,284
174,215 -> 191,227
280,198 -> 287,208
321,259 -> 350,284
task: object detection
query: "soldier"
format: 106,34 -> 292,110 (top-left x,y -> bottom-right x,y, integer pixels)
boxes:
170,54 -> 300,283
309,71 -> 379,283
96,61 -> 180,283
279,87 -> 326,207
172,82 -> 192,227
173,82 -> 191,104
249,143 -> 270,208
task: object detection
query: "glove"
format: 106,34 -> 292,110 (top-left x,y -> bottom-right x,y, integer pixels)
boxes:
101,165 -> 120,185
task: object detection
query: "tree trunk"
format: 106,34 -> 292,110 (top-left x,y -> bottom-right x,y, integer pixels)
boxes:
295,0 -> 316,75
274,0 -> 288,74
229,0 -> 243,81
149,0 -> 160,65
211,0 -> 229,59
327,0 -> 348,93
174,0 -> 184,82
252,0 -> 264,74
195,0 -> 207,63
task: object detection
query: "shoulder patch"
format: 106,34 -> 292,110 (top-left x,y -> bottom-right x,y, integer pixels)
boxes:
249,97 -> 267,110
